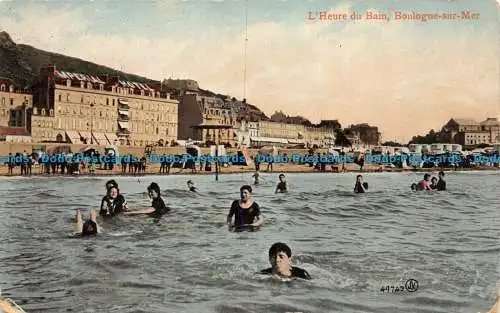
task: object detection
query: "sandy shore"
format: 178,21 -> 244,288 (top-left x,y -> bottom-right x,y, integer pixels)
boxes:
1,162 -> 498,177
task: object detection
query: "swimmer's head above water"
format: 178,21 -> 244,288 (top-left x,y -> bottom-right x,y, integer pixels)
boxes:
240,185 -> 252,202
269,242 -> 293,276
187,180 -> 194,187
411,183 -> 417,191
147,182 -> 161,199
263,242 -> 311,279
278,174 -> 286,182
105,180 -> 118,191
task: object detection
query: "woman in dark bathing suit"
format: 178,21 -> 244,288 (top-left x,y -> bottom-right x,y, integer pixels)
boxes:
124,182 -> 170,218
100,180 -> 129,217
227,185 -> 263,231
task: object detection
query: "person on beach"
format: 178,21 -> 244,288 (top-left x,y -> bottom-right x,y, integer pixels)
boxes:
354,175 -> 368,193
100,180 -> 129,217
416,174 -> 433,191
187,180 -> 197,192
124,182 -> 170,218
227,185 -> 263,231
75,209 -> 100,237
259,242 -> 311,280
436,171 -> 446,191
275,174 -> 287,193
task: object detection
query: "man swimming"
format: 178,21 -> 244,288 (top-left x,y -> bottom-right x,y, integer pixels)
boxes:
100,180 -> 129,216
354,175 -> 368,193
75,209 -> 100,237
416,174 -> 433,191
187,180 -> 197,192
275,174 -> 287,193
227,185 -> 263,231
259,242 -> 311,280
124,182 -> 170,218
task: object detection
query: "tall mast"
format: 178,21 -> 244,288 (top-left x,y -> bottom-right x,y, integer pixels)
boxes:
243,0 -> 248,101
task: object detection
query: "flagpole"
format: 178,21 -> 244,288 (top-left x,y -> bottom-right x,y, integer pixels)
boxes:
243,0 -> 248,101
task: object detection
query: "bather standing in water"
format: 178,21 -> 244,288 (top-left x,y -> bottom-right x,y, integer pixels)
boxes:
430,177 -> 438,190
227,185 -> 263,231
100,180 -> 129,217
275,174 -> 288,193
436,171 -> 446,191
124,182 -> 170,218
259,242 -> 311,280
252,171 -> 260,185
187,180 -> 197,192
354,175 -> 368,193
75,209 -> 100,237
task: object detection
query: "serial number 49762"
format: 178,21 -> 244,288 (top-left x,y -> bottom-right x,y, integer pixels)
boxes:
380,285 -> 405,293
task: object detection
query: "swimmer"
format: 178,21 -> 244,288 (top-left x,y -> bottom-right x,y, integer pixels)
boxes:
252,171 -> 260,185
187,180 -> 197,192
227,185 -> 263,230
124,182 -> 170,217
354,175 -> 368,193
259,242 -> 311,280
75,209 -> 100,236
416,174 -> 433,191
410,183 -> 417,191
436,171 -> 446,191
275,174 -> 287,193
100,181 -> 129,217
430,177 -> 438,190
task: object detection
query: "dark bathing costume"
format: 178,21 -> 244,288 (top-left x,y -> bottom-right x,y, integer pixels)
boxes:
228,200 -> 261,229
260,267 -> 311,280
189,186 -> 197,192
354,181 -> 368,193
436,178 -> 446,191
99,194 -> 127,217
150,196 -> 169,218
276,182 -> 287,192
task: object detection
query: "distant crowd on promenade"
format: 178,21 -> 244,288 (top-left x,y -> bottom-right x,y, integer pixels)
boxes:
1,148 -> 498,176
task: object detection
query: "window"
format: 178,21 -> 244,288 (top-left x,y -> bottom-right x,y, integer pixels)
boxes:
41,108 -> 46,115
81,96 -> 84,103
112,99 -> 115,106
1,97 -> 4,105
66,94 -> 70,102
0,84 -> 4,91
106,98 -> 109,105
49,109 -> 54,116
58,94 -> 62,102
10,98 -> 13,105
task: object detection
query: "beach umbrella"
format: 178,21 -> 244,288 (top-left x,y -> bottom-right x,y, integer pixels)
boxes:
46,145 -> 72,155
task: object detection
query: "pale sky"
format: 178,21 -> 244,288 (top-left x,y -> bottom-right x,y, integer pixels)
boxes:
0,0 -> 498,142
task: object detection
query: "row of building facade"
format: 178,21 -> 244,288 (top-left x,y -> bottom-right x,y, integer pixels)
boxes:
0,65 -> 376,149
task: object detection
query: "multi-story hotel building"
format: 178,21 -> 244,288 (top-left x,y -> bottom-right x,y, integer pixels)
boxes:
440,117 -> 500,147
30,65 -> 178,147
178,92 -> 238,146
0,78 -> 32,128
254,121 -> 335,148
